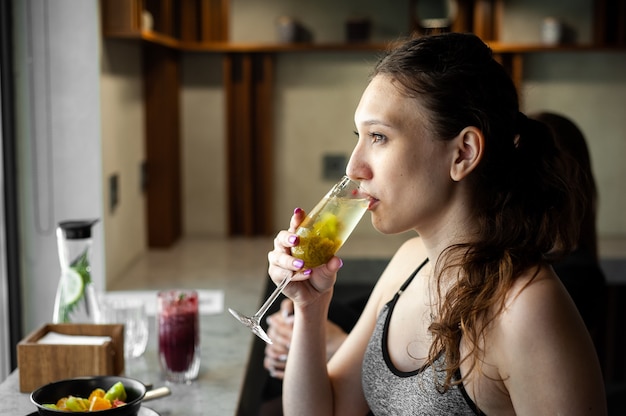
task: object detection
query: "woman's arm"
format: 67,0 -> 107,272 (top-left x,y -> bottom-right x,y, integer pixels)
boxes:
277,234 -> 424,415
267,208 -> 348,415
283,287 -> 338,415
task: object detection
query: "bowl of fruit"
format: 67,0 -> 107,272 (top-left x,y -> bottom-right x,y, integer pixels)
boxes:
30,376 -> 170,415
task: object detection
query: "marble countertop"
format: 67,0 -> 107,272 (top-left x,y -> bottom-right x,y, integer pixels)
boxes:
3,235 -> 625,415
0,288 -> 266,415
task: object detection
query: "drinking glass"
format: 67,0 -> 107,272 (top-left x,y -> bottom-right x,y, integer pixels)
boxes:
157,290 -> 200,383
228,176 -> 369,344
101,297 -> 149,359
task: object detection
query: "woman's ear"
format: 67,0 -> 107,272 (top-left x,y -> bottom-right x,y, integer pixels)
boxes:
450,127 -> 484,182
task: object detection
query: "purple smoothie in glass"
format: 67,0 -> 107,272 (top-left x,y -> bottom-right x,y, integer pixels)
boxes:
158,290 -> 200,381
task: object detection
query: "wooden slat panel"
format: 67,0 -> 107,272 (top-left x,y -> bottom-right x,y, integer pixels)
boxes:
473,0 -> 502,41
252,54 -> 274,235
473,0 -> 490,40
200,0 -> 229,42
493,0 -> 503,41
143,42 -> 182,247
100,0 -> 143,36
161,0 -> 174,36
201,0 -> 214,42
224,55 -> 236,232
451,0 -> 474,33
219,0 -> 230,41
179,0 -> 199,42
594,0 -> 609,46
238,55 -> 254,235
593,0 -> 626,47
224,53 -> 274,236
225,54 -> 253,235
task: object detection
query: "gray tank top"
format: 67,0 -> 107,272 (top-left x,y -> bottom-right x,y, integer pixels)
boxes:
362,259 -> 483,415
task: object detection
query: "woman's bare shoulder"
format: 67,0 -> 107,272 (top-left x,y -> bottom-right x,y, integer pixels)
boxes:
503,264 -> 577,321
390,236 -> 427,263
485,264 -> 606,414
495,264 -> 582,341
380,236 -> 426,278
367,236 -> 427,309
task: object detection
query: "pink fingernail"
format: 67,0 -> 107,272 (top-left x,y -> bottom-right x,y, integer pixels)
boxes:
293,259 -> 304,268
303,269 -> 312,276
288,235 -> 298,244
294,207 -> 303,215
338,258 -> 344,268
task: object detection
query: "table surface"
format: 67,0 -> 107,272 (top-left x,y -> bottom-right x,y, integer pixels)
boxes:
0,292 -> 264,416
3,235 -> 625,415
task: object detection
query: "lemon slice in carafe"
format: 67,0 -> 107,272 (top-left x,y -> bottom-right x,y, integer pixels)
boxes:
61,268 -> 84,306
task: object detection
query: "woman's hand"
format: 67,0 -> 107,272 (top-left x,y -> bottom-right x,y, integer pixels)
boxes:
267,208 -> 343,306
264,298 -> 294,378
264,298 -> 350,379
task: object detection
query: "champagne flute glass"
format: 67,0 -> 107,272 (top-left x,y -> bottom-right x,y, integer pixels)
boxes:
228,176 -> 369,344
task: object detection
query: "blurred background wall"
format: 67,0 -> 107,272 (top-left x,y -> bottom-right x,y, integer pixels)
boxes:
13,0 -> 624,335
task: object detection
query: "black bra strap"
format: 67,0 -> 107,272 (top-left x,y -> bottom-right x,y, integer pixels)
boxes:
392,258 -> 429,302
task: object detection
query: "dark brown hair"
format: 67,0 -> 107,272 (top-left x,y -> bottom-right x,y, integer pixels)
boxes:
373,33 -> 584,389
530,111 -> 598,260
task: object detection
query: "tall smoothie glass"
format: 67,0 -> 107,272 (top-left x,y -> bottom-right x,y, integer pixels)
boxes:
157,290 -> 200,383
228,176 -> 369,344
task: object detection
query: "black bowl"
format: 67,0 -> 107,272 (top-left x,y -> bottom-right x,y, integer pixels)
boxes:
31,376 -> 147,416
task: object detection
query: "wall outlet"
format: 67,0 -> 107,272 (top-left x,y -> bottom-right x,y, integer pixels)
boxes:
322,154 -> 347,181
140,161 -> 148,192
109,174 -> 119,213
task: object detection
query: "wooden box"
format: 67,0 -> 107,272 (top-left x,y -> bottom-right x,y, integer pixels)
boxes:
17,323 -> 124,393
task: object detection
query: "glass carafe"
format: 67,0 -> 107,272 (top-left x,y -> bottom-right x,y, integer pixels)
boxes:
52,219 -> 102,323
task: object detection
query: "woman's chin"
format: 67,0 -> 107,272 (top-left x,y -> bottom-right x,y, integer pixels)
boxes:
370,217 -> 416,236
371,219 -> 401,235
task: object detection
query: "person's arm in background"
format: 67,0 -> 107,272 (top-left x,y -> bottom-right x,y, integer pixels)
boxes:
264,298 -> 349,379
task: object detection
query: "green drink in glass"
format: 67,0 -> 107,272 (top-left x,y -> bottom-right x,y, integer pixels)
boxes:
228,176 -> 368,343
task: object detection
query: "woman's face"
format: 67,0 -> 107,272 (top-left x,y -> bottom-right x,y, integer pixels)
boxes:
347,74 -> 458,236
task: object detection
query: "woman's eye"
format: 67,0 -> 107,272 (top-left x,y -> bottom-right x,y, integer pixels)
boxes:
369,133 -> 386,143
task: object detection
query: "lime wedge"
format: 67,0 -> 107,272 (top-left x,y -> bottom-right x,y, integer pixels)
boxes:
104,381 -> 127,402
61,268 -> 84,306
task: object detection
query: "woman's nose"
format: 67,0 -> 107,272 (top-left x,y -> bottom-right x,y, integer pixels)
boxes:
346,145 -> 370,181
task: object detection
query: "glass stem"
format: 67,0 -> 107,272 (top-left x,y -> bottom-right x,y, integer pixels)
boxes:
253,272 -> 294,320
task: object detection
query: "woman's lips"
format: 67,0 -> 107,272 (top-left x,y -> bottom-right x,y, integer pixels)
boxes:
367,196 -> 379,210
359,185 -> 378,210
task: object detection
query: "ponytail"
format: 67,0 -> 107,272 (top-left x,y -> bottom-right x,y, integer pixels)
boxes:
512,112 -> 585,260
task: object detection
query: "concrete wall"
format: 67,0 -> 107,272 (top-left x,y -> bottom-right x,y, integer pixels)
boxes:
180,54 -> 227,237
100,39 -> 147,285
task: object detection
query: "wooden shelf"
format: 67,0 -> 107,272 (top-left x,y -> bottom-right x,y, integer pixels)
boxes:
180,40 -> 394,53
105,29 -> 394,52
488,42 -> 626,54
137,30 -> 180,48
108,29 -> 626,55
